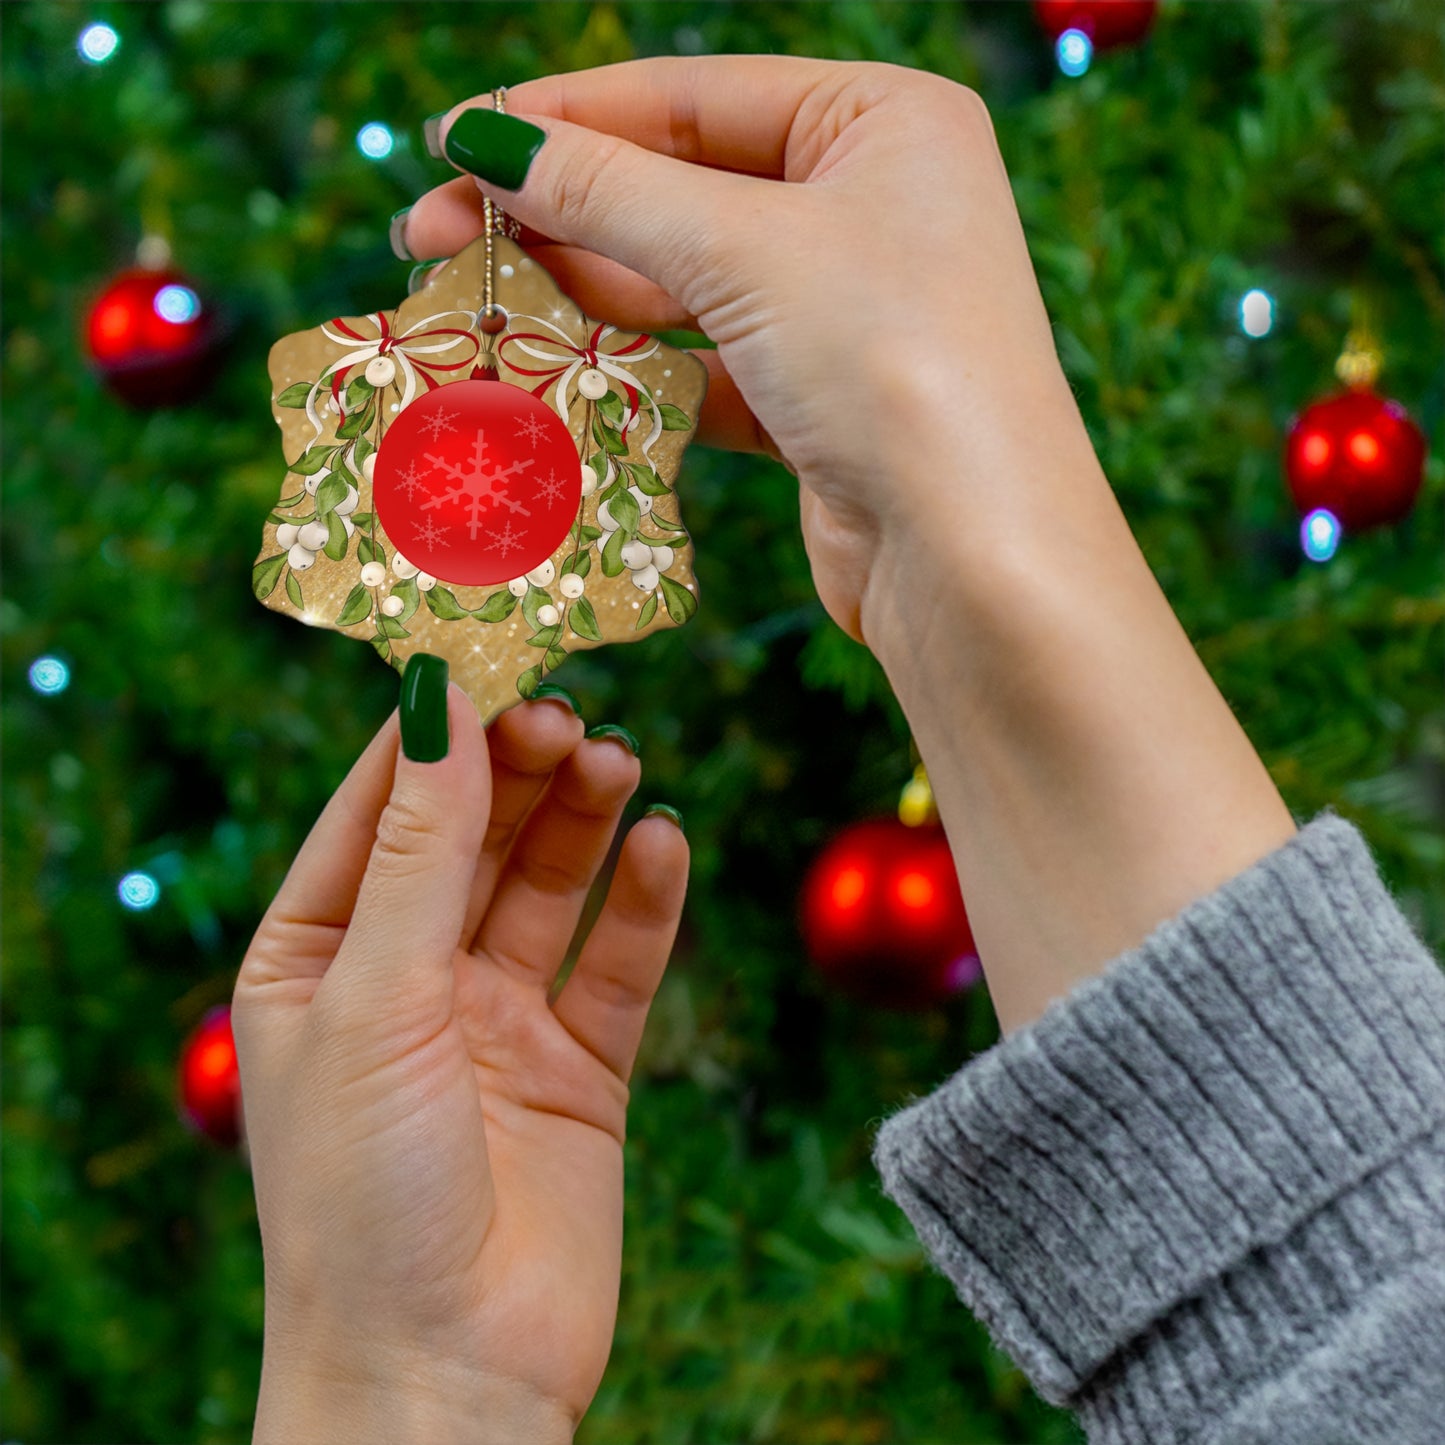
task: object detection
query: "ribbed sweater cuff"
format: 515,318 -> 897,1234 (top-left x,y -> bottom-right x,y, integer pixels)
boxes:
871,813 -> 1445,1416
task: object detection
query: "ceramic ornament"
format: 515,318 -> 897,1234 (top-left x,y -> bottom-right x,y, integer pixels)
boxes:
257,233 -> 707,722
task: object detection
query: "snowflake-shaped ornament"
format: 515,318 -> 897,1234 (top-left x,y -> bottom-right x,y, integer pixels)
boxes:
256,232 -> 707,724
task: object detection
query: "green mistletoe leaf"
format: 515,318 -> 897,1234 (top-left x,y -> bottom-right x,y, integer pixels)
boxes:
275,489 -> 307,509
251,554 -> 287,600
527,623 -> 563,649
607,487 -> 641,535
522,584 -> 551,632
335,584 -> 373,626
357,537 -> 376,566
350,511 -> 374,530
562,549 -> 592,578
391,576 -> 421,622
353,435 -> 376,466
370,635 -> 393,663
586,452 -> 608,488
659,575 -> 698,625
578,524 -> 603,544
336,399 -> 375,440
596,390 -> 626,430
635,592 -> 659,630
516,665 -> 542,699
323,510 -> 349,561
658,402 -> 691,431
568,598 -> 602,642
644,515 -> 689,535
288,447 -> 334,477
314,471 -> 348,516
626,463 -> 671,497
424,586 -> 470,621
474,589 -> 518,622
544,645 -> 568,671
276,381 -> 314,408
285,570 -> 304,609
376,614 -> 410,639
345,373 -> 376,408
592,414 -> 628,456
600,527 -> 626,577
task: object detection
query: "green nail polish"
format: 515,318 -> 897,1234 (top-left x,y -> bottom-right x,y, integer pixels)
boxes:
585,723 -> 639,756
644,803 -> 684,834
407,258 -> 449,295
388,206 -> 413,262
422,112 -> 446,160
530,683 -> 582,716
400,654 -> 449,762
443,107 -> 546,191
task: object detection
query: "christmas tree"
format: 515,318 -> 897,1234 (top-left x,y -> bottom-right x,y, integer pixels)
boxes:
3,3 -> 1439,1442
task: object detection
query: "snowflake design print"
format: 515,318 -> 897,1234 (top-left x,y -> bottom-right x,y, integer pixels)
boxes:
535,468 -> 566,509
395,459 -> 427,501
418,405 -> 458,442
416,516 -> 452,550
420,428 -> 534,540
515,412 -> 553,449
490,520 -> 523,558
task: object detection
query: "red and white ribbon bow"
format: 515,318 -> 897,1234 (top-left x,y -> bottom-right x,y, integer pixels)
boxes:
304,309 -> 480,446
498,318 -> 663,463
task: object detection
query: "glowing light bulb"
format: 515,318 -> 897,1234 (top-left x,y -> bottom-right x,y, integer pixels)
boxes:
78,22 -> 119,64
1301,508 -> 1341,563
830,866 -> 867,911
1056,28 -> 1093,77
356,122 -> 395,159
153,284 -> 201,324
28,656 -> 71,694
895,871 -> 936,911
1240,289 -> 1274,338
118,871 -> 161,910
1300,432 -> 1331,470
1347,430 -> 1380,466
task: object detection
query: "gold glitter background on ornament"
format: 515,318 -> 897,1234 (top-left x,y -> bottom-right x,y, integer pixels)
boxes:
260,234 -> 708,723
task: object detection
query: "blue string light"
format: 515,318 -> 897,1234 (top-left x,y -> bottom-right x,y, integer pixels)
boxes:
154,284 -> 201,324
1240,289 -> 1274,338
118,872 -> 161,911
1301,508 -> 1341,563
78,22 -> 120,64
28,656 -> 71,695
1056,28 -> 1093,77
356,122 -> 395,160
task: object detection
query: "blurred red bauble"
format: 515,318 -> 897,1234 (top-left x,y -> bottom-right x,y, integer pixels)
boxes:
1033,0 -> 1157,49
85,267 -> 217,407
800,818 -> 981,1011
1284,388 -> 1426,532
178,1005 -> 242,1147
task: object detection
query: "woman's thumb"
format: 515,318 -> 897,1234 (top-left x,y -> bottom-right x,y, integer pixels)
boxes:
438,104 -> 757,314
328,658 -> 488,1017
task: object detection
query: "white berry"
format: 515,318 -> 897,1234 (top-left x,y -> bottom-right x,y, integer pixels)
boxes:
298,520 -> 330,551
577,367 -> 608,400
360,562 -> 386,587
335,484 -> 359,516
304,467 -> 329,496
630,564 -> 659,591
380,594 -> 405,616
650,544 -> 675,571
626,412 -> 641,432
579,459 -> 598,497
361,452 -> 377,483
365,355 -> 396,387
275,523 -> 300,549
287,543 -> 316,571
559,573 -> 585,599
621,539 -> 653,570
527,559 -> 556,587
537,603 -> 560,628
416,573 -> 437,592
507,576 -> 528,598
340,514 -> 355,537
392,554 -> 419,579
596,500 -> 618,532
628,486 -> 654,516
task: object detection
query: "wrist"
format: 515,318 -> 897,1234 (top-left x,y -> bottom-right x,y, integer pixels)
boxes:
254,1342 -> 575,1445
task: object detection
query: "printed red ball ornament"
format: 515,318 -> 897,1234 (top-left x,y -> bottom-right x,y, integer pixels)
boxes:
85,267 -> 216,407
178,1006 -> 242,1147
372,379 -> 582,587
1034,0 -> 1157,49
800,818 -> 981,1011
1284,389 -> 1426,532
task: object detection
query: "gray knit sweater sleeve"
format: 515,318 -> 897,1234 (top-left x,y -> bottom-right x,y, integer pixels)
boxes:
871,812 -> 1445,1444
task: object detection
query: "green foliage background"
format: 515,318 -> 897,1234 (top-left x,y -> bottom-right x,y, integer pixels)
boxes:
2,3 -> 1440,1442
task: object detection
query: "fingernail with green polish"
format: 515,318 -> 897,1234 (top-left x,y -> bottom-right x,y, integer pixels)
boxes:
408,258 -> 449,295
585,723 -> 639,756
389,206 -> 412,262
423,112 -> 446,160
400,654 -> 450,762
443,107 -> 546,191
644,803 -> 685,834
531,683 -> 582,716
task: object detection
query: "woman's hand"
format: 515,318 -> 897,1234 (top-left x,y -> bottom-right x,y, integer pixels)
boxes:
402,56 -> 1087,643
233,683 -> 687,1443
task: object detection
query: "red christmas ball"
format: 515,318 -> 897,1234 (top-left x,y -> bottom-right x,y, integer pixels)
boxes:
1034,0 -> 1157,49
178,1006 -> 242,1147
800,818 -> 981,1011
372,379 -> 581,587
85,267 -> 217,407
1284,388 -> 1426,532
